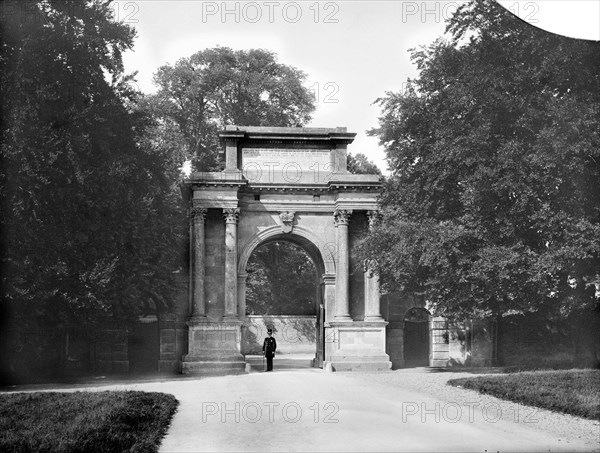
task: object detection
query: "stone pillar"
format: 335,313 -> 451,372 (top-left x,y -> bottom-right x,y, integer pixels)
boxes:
224,138 -> 238,171
365,210 -> 384,321
334,209 -> 352,321
331,143 -> 348,173
191,207 -> 207,319
223,208 -> 240,318
237,273 -> 248,318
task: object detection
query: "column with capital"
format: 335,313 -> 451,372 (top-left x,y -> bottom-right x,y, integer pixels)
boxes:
191,206 -> 208,319
364,210 -> 384,321
334,209 -> 352,321
223,208 -> 240,318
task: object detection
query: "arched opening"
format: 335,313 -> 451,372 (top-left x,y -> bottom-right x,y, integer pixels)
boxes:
403,307 -> 430,367
246,241 -> 317,316
240,233 -> 326,369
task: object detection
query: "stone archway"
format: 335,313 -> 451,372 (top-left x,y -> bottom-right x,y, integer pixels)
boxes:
180,126 -> 392,375
238,229 -> 329,364
237,225 -> 334,313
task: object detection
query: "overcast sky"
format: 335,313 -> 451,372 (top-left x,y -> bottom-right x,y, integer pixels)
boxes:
120,1 -> 598,174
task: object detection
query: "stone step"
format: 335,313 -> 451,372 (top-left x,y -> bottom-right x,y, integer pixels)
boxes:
182,361 -> 247,376
245,355 -> 315,371
327,361 -> 392,372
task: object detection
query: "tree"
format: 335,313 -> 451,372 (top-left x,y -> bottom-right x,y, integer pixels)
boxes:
357,0 -> 600,364
145,47 -> 316,171
347,153 -> 382,175
0,0 -> 184,350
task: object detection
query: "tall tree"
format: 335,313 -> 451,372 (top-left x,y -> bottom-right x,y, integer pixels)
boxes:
347,153 -> 382,175
1,1 -> 183,334
145,47 -> 316,171
357,0 -> 600,364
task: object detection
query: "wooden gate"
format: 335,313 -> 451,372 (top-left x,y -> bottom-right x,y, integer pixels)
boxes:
403,320 -> 429,367
315,303 -> 325,368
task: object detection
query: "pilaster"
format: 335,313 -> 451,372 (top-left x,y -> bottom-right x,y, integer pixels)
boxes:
223,208 -> 240,319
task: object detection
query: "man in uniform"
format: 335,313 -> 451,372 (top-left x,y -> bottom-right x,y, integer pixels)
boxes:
262,328 -> 277,371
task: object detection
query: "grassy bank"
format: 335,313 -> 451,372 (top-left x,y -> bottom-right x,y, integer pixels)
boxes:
448,369 -> 600,420
0,391 -> 178,452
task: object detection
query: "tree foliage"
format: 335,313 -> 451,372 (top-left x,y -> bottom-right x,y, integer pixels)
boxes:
347,153 -> 382,175
145,47 -> 316,171
0,0 -> 184,328
246,242 -> 317,316
357,0 -> 600,349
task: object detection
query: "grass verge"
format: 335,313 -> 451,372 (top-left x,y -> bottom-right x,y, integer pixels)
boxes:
448,369 -> 600,420
0,390 -> 179,452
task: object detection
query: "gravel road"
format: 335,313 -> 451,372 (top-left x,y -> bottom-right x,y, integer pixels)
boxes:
341,368 -> 600,451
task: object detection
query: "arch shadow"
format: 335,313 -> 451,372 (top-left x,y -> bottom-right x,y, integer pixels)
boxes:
238,225 -> 335,276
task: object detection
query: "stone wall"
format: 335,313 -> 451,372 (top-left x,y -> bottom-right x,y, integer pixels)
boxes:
448,321 -> 471,366
381,292 -> 498,368
157,274 -> 189,372
381,292 -> 428,369
92,328 -> 129,374
497,314 -> 597,368
241,315 -> 316,355
1,324 -> 64,383
444,320 -> 493,367
0,322 -> 131,383
158,317 -> 188,373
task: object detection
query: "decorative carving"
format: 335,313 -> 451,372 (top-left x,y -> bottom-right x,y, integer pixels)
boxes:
364,259 -> 377,277
279,211 -> 295,233
191,207 -> 208,223
366,210 -> 381,230
223,208 -> 240,224
334,209 -> 352,226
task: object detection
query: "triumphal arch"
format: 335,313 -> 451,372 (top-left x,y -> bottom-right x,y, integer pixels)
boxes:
181,126 -> 391,374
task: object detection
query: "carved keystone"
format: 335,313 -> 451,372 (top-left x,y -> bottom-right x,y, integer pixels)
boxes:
279,211 -> 295,233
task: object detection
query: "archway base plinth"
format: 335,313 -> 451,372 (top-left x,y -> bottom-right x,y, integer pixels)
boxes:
182,321 -> 246,375
182,360 -> 246,376
324,321 -> 392,372
324,357 -> 392,372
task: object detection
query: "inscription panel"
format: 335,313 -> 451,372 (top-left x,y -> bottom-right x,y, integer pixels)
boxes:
242,148 -> 332,184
